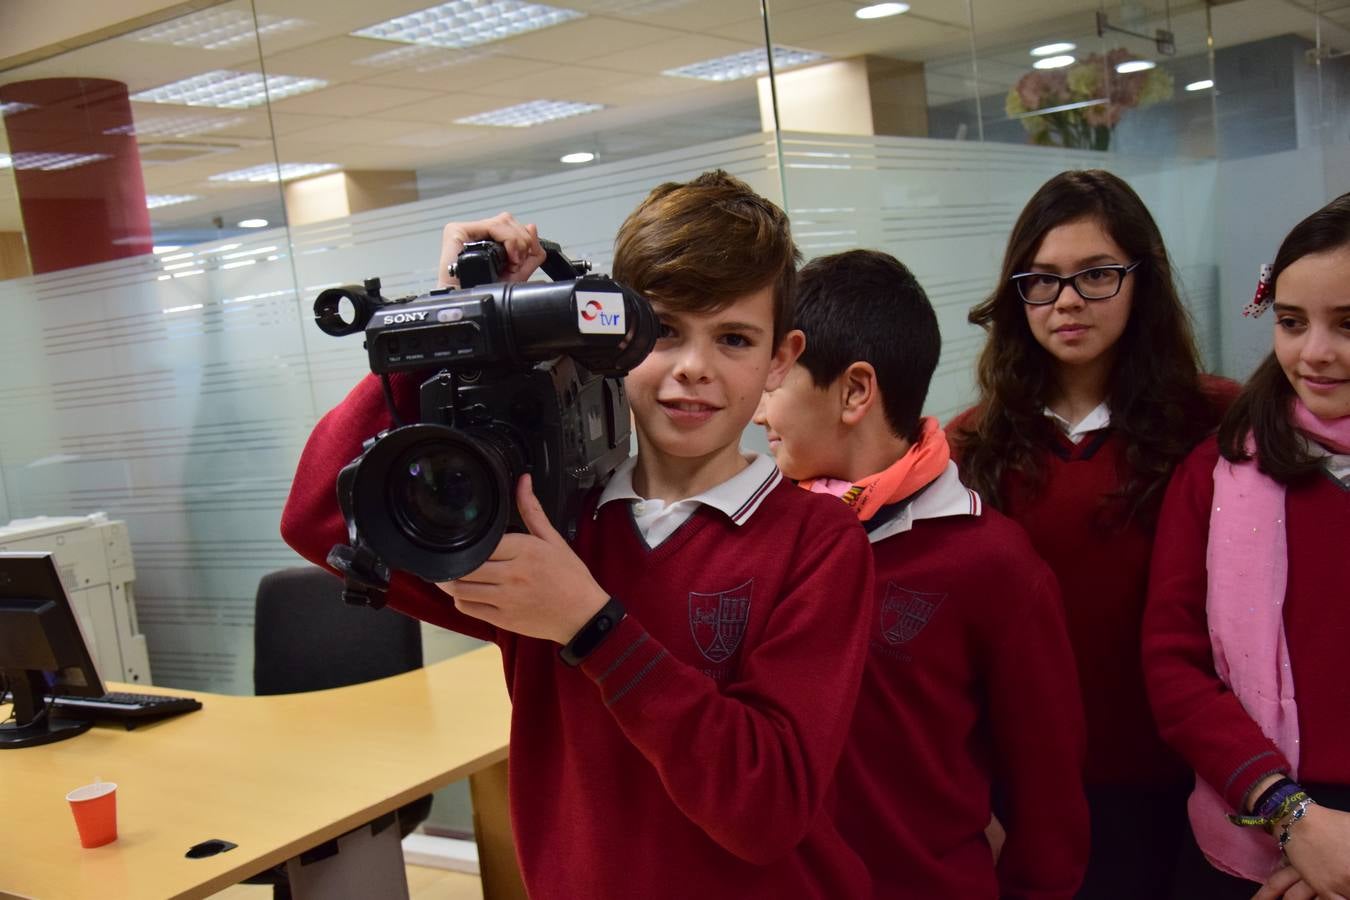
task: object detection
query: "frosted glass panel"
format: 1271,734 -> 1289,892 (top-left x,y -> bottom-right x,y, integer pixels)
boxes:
777,132 -> 1219,420
0,133 -> 784,694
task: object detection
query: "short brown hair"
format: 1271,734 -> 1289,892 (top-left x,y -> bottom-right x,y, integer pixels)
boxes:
612,170 -> 800,346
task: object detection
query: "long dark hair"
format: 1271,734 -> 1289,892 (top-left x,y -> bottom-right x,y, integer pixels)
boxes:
953,169 -> 1217,527
1217,191 -> 1350,483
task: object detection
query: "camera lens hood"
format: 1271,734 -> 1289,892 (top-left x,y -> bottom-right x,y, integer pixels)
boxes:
347,423 -> 514,582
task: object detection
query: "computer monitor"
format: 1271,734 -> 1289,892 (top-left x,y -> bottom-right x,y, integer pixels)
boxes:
0,552 -> 106,748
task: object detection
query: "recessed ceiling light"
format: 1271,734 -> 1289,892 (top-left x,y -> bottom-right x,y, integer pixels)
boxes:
855,2 -> 908,19
1116,60 -> 1157,74
105,114 -> 247,139
238,218 -> 270,228
1033,55 -> 1076,70
210,162 -> 339,183
152,245 -> 183,254
130,9 -> 306,50
131,70 -> 327,109
145,194 -> 201,209
455,99 -> 604,127
1031,42 -> 1076,57
663,46 -> 827,82
0,101 -> 35,117
560,151 -> 595,164
1185,78 -> 1214,91
352,0 -> 585,50
0,152 -> 110,171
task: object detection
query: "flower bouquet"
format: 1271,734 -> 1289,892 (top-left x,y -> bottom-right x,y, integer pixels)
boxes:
1005,48 -> 1174,151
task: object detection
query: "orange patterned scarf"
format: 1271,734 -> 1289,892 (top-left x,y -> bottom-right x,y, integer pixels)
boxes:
797,417 -> 950,522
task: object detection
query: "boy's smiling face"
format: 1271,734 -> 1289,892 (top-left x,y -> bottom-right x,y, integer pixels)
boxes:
754,363 -> 846,482
625,284 -> 796,471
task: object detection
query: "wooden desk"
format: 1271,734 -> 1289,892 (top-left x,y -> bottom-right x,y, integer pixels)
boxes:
0,647 -> 514,900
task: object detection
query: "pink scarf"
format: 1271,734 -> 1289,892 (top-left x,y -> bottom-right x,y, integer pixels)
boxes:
1194,401 -> 1350,881
797,418 -> 949,522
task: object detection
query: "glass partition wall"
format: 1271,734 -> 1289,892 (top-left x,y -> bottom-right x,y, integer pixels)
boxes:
2,0 -> 1347,688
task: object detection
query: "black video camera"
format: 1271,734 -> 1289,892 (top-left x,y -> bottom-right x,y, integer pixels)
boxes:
314,239 -> 656,607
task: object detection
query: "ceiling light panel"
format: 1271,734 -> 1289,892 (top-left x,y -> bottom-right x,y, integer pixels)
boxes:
105,114 -> 248,138
352,0 -> 585,50
1033,55 -> 1075,70
131,71 -> 327,109
454,99 -> 604,127
1031,42 -> 1076,57
1,152 -> 110,171
663,46 -> 826,82
145,194 -> 201,209
130,9 -> 307,50
210,162 -> 340,183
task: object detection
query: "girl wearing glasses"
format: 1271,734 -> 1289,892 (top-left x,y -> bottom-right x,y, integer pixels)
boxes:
948,169 -> 1237,899
1143,194 -> 1350,900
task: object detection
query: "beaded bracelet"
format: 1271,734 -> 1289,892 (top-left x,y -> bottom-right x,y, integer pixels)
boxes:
1277,797 -> 1317,854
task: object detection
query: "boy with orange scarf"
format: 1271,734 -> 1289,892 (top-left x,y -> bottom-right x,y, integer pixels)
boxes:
755,249 -> 1090,898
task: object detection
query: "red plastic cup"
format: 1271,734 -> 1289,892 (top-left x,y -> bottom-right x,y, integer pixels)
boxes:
66,781 -> 118,848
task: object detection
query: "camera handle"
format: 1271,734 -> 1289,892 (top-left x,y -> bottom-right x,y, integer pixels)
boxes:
537,239 -> 592,281
448,238 -> 590,288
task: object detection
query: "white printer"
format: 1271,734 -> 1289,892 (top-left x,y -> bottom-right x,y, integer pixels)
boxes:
0,513 -> 153,685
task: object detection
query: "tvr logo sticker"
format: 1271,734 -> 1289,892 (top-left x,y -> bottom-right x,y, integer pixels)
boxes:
576,291 -> 625,334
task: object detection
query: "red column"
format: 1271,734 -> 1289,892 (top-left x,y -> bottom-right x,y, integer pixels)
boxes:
0,78 -> 152,274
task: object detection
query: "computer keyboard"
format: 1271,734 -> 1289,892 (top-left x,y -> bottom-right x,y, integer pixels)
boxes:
49,690 -> 202,726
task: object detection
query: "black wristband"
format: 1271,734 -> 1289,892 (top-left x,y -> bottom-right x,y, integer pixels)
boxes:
559,597 -> 626,667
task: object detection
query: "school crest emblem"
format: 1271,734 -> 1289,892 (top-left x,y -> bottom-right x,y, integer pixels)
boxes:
689,579 -> 753,663
880,583 -> 945,644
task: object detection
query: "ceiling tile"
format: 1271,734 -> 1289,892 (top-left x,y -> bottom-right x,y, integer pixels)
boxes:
269,83 -> 442,116
593,34 -> 763,75
489,17 -> 676,64
355,53 -> 557,91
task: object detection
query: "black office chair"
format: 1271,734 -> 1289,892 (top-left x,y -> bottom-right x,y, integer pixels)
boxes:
246,566 -> 433,898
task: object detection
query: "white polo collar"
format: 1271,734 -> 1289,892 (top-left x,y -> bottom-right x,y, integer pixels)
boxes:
1044,402 -> 1111,444
867,461 -> 983,544
596,451 -> 783,526
1299,435 -> 1350,486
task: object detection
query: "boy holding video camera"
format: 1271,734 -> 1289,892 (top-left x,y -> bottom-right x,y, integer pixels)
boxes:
281,172 -> 875,898
754,249 -> 1089,898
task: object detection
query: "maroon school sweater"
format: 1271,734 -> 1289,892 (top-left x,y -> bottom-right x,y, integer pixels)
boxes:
833,468 -> 1089,899
947,415 -> 1179,785
1143,437 -> 1350,810
280,372 -> 875,899
949,379 -> 1237,787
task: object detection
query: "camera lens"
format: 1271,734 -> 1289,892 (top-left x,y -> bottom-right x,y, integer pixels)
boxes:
346,423 -> 517,582
390,443 -> 497,550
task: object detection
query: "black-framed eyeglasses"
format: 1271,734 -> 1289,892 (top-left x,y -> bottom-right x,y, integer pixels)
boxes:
1010,261 -> 1141,306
